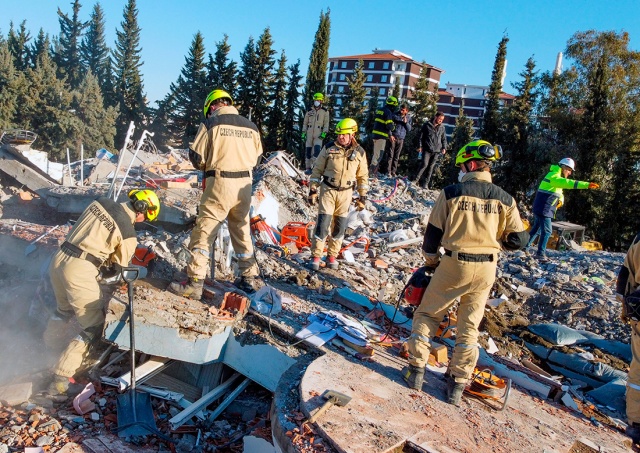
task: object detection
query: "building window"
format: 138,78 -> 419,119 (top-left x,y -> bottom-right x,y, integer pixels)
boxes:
366,88 -> 371,94
382,62 -> 389,70
381,75 -> 388,83
336,98 -> 343,106
380,88 -> 386,95
396,63 -> 404,72
340,61 -> 347,69
366,75 -> 373,82
339,74 -> 346,81
338,86 -> 344,93
368,62 -> 375,69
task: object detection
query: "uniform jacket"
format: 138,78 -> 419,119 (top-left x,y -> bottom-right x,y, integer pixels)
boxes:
309,139 -> 369,196
418,120 -> 447,153
189,105 -> 263,172
372,105 -> 395,140
392,112 -> 412,140
303,107 -> 330,141
617,232 -> 640,296
422,171 -> 529,259
65,197 -> 138,267
532,164 -> 590,218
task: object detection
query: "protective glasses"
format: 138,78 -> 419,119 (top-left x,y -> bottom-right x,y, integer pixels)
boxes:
473,144 -> 502,160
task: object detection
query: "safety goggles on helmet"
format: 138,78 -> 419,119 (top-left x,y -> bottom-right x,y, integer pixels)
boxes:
386,96 -> 398,106
128,189 -> 160,222
455,140 -> 502,165
335,118 -> 358,135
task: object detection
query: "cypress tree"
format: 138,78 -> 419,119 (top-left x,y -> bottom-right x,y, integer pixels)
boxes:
265,50 -> 287,151
411,62 -> 438,123
7,21 -> 31,71
81,3 -> 112,101
56,0 -> 87,89
207,34 -> 237,97
481,35 -> 508,143
391,77 -> 401,100
303,9 -> 330,103
283,59 -> 303,159
341,59 -> 367,129
112,0 -> 147,145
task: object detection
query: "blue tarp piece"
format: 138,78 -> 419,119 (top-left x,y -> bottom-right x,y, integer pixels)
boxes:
587,379 -> 627,414
524,341 -> 551,360
547,364 -> 605,389
588,339 -> 632,363
527,323 -> 588,346
548,350 -> 627,383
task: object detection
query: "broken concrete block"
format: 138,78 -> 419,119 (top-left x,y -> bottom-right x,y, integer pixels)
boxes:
516,285 -> 536,296
568,438 -> 602,453
333,287 -> 375,312
0,382 -> 32,406
560,392 -> 579,411
373,259 -> 389,269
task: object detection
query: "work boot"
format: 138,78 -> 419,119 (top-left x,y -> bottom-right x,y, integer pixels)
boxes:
327,256 -> 338,270
445,374 -> 466,406
401,364 -> 425,390
535,253 -> 549,263
627,423 -> 640,445
310,257 -> 321,271
235,275 -> 264,294
168,277 -> 204,299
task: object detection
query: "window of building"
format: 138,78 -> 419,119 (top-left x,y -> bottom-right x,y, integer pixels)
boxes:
339,73 -> 346,81
368,62 -> 375,69
366,75 -> 373,82
336,98 -> 343,106
382,62 -> 389,70
381,75 -> 388,83
378,100 -> 384,108
396,63 -> 404,72
340,61 -> 347,69
380,87 -> 386,95
338,86 -> 344,93
366,88 -> 371,94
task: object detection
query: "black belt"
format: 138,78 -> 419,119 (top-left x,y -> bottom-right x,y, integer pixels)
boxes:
444,249 -> 494,263
61,241 -> 103,268
205,170 -> 251,179
322,180 -> 354,191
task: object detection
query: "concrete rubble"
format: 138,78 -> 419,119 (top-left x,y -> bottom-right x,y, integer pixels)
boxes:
0,140 -> 635,452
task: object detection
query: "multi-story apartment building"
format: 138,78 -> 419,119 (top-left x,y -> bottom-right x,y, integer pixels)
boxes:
326,49 -> 444,118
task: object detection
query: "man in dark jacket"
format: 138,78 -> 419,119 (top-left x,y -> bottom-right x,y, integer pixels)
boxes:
413,112 -> 447,189
386,103 -> 412,177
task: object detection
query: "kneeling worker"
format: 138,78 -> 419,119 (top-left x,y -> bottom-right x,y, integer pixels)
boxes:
308,118 -> 368,270
48,190 -> 160,394
402,140 -> 529,405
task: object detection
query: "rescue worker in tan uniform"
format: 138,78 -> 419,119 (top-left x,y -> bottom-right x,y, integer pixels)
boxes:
169,89 -> 263,298
302,92 -> 330,173
615,233 -> 640,445
402,140 -> 529,405
308,118 -> 368,270
48,190 -> 160,394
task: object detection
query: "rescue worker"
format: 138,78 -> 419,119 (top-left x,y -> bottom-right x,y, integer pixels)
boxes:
169,89 -> 263,298
302,92 -> 330,173
526,158 -> 599,260
616,233 -> 640,445
402,140 -> 529,406
48,190 -> 160,394
370,96 -> 397,177
308,118 -> 368,270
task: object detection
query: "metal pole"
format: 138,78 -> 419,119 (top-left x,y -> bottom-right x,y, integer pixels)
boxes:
107,121 -> 136,200
116,130 -> 155,200
80,143 -> 84,187
66,148 -> 73,186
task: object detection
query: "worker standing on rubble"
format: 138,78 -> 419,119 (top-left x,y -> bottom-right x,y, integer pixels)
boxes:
616,233 -> 640,445
302,93 -> 330,174
169,89 -> 263,298
47,190 -> 160,394
402,140 -> 529,406
308,118 -> 368,271
526,158 -> 599,260
370,96 -> 397,177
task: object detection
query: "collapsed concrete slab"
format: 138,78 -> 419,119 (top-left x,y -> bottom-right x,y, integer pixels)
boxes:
0,145 -> 57,195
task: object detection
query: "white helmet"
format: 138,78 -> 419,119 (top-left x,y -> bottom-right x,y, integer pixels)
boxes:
558,157 -> 575,171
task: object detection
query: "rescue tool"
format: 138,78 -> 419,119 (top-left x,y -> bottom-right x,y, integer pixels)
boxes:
463,368 -> 512,411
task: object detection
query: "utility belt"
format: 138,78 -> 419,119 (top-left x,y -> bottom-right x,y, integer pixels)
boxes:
204,169 -> 251,179
322,180 -> 355,192
60,241 -> 103,268
444,249 -> 495,263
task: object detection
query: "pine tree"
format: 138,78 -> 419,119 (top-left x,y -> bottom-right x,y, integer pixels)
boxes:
411,62 -> 438,123
481,35 -> 508,143
7,21 -> 31,71
439,102 -> 475,186
391,77 -> 401,100
250,28 -> 276,133
341,59 -> 367,129
165,32 -> 208,147
81,3 -> 112,101
207,34 -> 237,96
72,70 -> 117,152
29,29 -> 50,69
283,59 -> 303,159
148,91 -> 177,151
56,0 -> 87,89
303,9 -> 330,102
236,36 -> 257,118
264,50 -> 287,151
0,39 -> 22,130
112,0 -> 147,146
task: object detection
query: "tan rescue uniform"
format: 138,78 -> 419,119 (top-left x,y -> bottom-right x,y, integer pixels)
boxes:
187,105 -> 263,279
620,238 -> 640,424
303,107 -> 330,147
407,171 -> 526,381
49,199 -> 138,377
309,140 -> 368,258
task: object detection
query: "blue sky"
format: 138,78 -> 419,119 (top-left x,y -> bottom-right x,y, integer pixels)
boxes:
3,0 -> 639,106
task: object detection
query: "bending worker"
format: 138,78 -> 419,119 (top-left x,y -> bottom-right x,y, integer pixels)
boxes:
169,89 -> 264,298
616,232 -> 640,445
527,157 -> 599,260
308,118 -> 368,271
302,92 -> 330,173
402,140 -> 529,406
48,190 -> 160,394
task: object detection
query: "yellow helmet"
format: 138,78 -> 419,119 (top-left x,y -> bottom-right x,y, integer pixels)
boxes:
313,92 -> 324,101
203,89 -> 232,117
335,118 -> 358,135
128,189 -> 160,221
455,140 -> 502,165
386,96 -> 398,106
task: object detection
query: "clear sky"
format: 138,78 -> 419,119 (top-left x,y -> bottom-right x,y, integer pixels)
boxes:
3,0 -> 639,106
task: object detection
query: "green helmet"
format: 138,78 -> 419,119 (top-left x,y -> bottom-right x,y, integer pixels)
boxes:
313,92 -> 324,101
335,118 -> 358,135
386,96 -> 398,106
455,140 -> 502,166
203,89 -> 233,117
